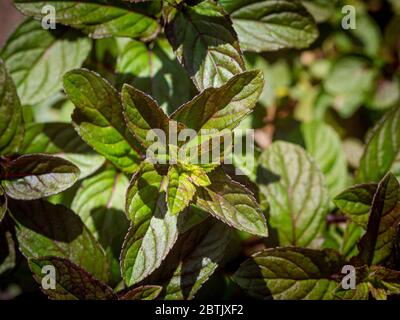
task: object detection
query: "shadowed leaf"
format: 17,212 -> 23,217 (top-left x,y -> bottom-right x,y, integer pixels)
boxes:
234,247 -> 344,300
2,154 -> 80,200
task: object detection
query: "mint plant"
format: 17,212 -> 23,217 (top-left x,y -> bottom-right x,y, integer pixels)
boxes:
0,0 -> 400,301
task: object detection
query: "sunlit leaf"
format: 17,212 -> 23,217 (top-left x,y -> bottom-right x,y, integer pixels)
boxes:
219,0 -> 318,52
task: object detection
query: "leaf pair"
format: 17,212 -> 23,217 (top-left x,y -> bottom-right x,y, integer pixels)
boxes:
120,161 -> 268,288
63,53 -> 266,295
64,66 -> 263,207
119,86 -> 267,287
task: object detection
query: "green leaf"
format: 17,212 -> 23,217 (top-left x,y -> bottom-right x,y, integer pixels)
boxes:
167,165 -> 196,215
143,219 -> 232,300
119,285 -> 162,300
116,39 -> 195,114
14,0 -> 159,40
28,256 -> 115,300
301,121 -> 348,198
71,167 -> 129,285
0,59 -> 23,155
21,123 -> 105,179
358,172 -> 400,266
233,247 -> 343,300
334,183 -> 377,228
63,69 -> 142,174
121,83 -> 171,149
195,169 -> 268,237
2,154 -> 80,200
121,161 -> 181,286
219,0 -> 319,52
172,70 -> 263,131
165,0 -> 245,91
357,106 -> 400,182
9,199 -> 109,282
1,19 -> 91,105
257,141 -> 329,247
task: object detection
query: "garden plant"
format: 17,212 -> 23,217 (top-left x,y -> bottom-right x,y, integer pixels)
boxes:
0,0 -> 400,300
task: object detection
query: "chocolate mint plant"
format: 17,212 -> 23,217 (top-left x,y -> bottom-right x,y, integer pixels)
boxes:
0,0 -> 399,300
